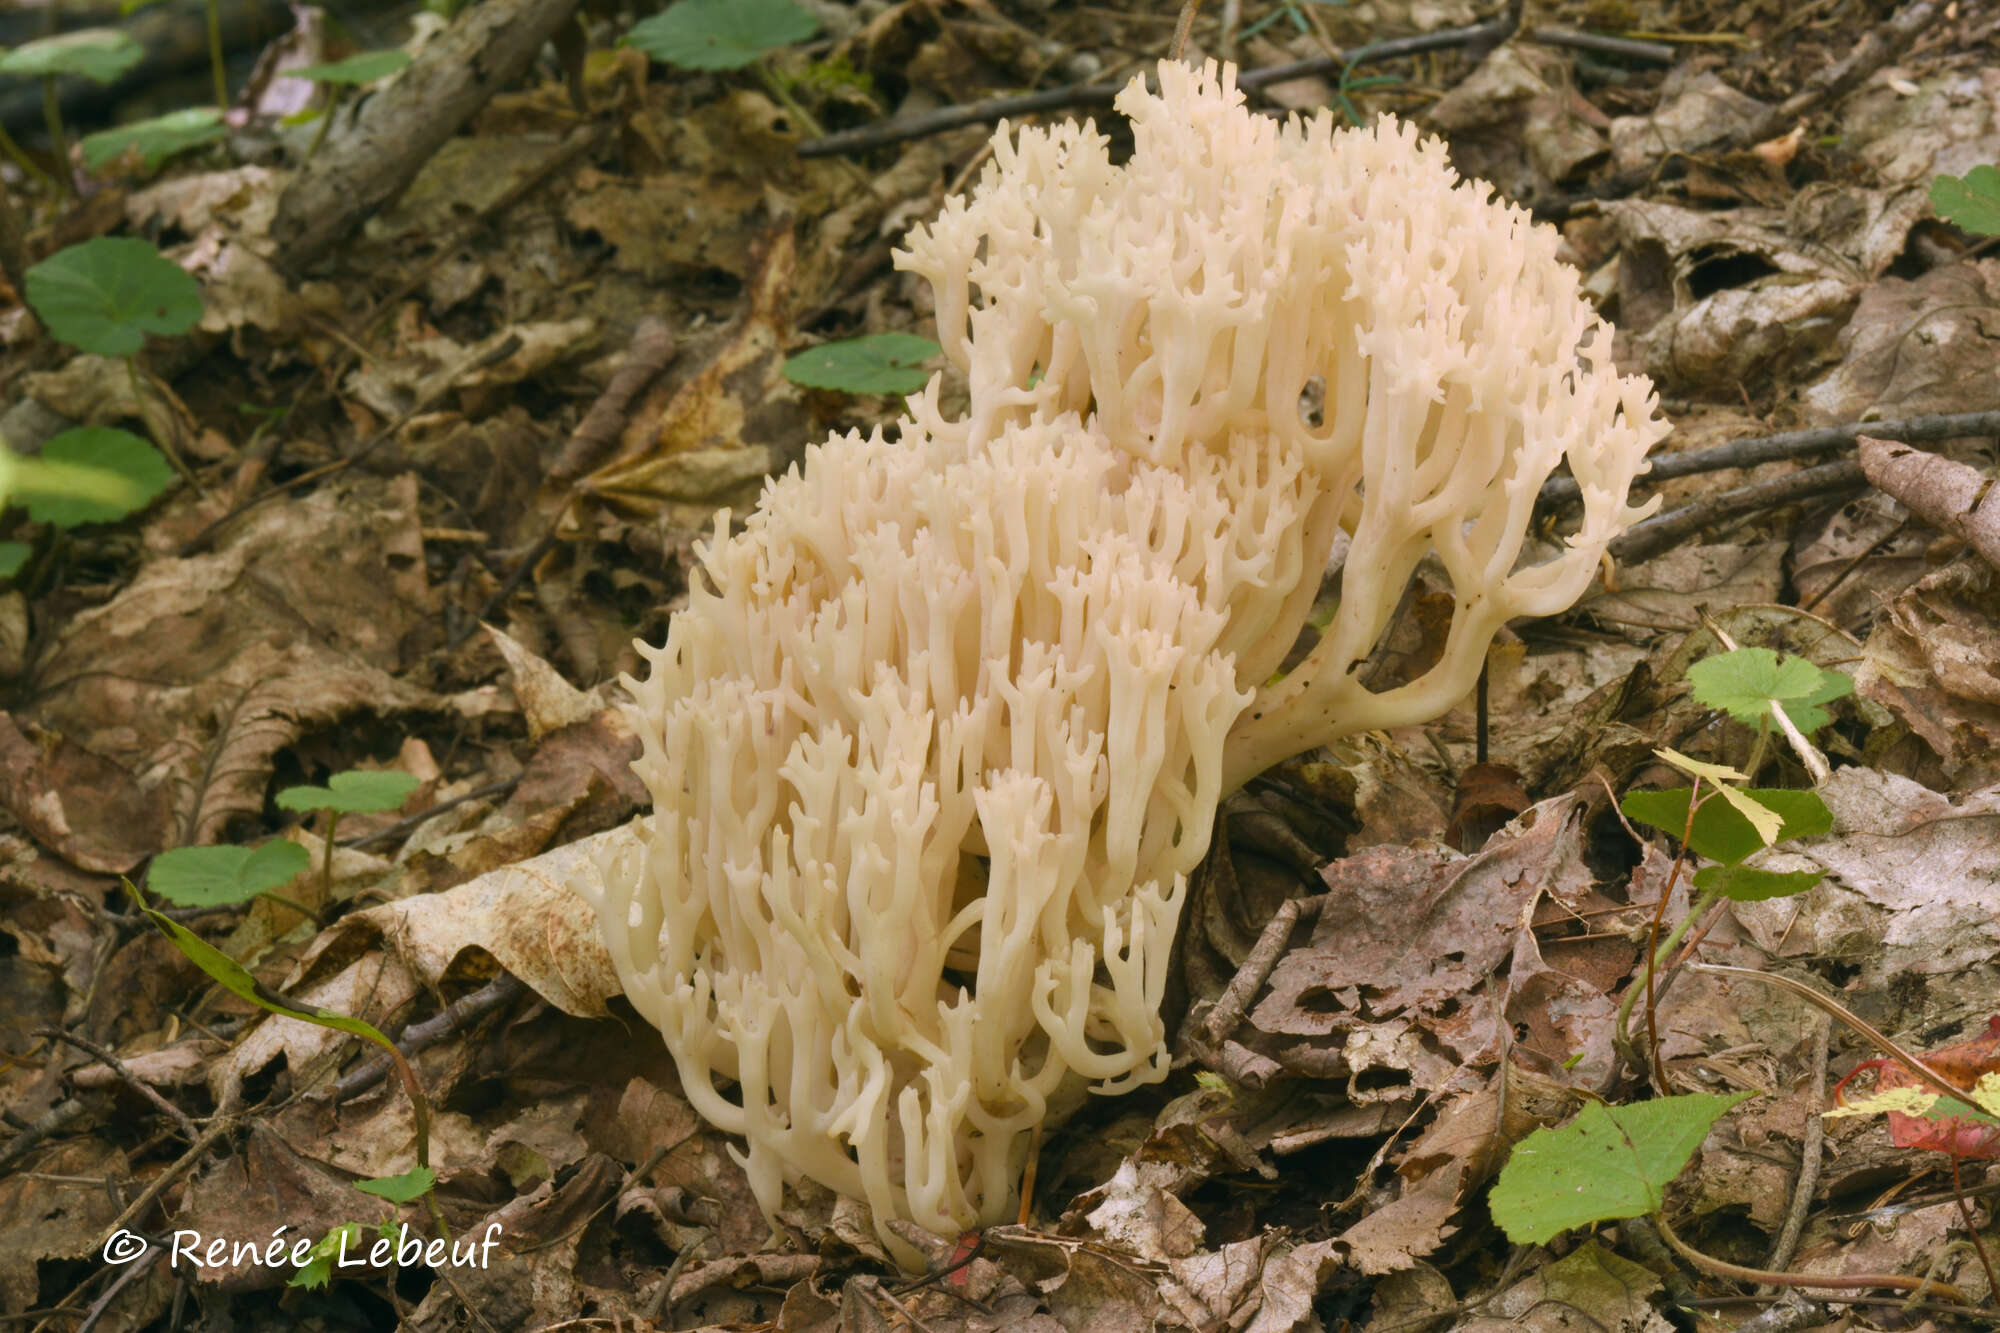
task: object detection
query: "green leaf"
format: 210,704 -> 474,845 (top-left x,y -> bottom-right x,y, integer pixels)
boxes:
290,50 -> 412,85
1687,647 -> 1852,736
0,29 -> 144,83
288,1224 -> 363,1290
135,896 -> 401,1054
782,333 -> 939,395
149,840 -> 311,907
24,237 -> 204,357
1691,863 -> 1823,901
1932,166 -> 2000,237
19,427 -> 172,526
81,106 -> 226,171
1621,786 -> 1831,864
1489,1092 -> 1752,1244
623,0 -> 818,71
355,1166 -> 435,1203
277,769 -> 420,816
0,542 -> 29,579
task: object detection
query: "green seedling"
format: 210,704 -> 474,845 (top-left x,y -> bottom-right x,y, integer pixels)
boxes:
276,769 -> 420,896
0,30 -> 144,194
286,50 -> 412,161
132,888 -> 445,1227
22,236 -> 203,489
624,0 -> 827,138
782,333 -> 940,396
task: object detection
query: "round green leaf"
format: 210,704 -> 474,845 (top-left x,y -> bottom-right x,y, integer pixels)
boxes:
149,840 -> 312,907
782,333 -> 939,396
623,0 -> 817,71
290,49 -> 412,85
20,427 -> 173,526
0,29 -> 144,83
0,542 -> 30,579
25,237 -> 204,357
82,106 -> 226,171
277,769 -> 420,815
1686,647 -> 1852,736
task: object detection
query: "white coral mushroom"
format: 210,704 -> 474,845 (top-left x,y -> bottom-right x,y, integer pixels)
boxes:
582,59 -> 1667,1263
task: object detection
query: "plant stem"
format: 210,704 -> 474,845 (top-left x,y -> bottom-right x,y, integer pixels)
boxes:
1653,1210 -> 1969,1303
40,75 -> 70,198
205,0 -> 229,108
321,811 -> 340,896
303,90 -> 341,161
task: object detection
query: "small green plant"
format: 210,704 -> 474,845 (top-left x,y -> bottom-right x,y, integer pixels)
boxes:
25,237 -> 204,358
132,886 -> 446,1229
624,0 -> 829,138
21,236 -> 202,489
1932,165 -> 2000,237
148,839 -> 313,912
1490,1092 -> 1752,1243
286,50 -> 413,160
0,30 -> 145,194
623,0 -> 815,71
0,426 -> 167,581
277,769 -> 420,894
1488,647 -> 1853,1270
782,333 -> 940,396
82,107 -> 227,173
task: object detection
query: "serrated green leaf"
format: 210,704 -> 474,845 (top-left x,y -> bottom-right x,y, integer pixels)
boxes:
288,1224 -> 363,1289
356,1166 -> 435,1203
149,840 -> 311,907
1490,1092 -> 1752,1244
277,769 -> 420,815
1932,166 -> 2000,237
291,50 -> 412,85
0,542 -> 29,579
1692,863 -> 1822,901
25,237 -> 204,357
782,333 -> 939,395
82,107 -> 226,171
19,427 -> 172,526
1687,647 -> 1852,735
623,0 -> 817,71
1621,786 -> 1831,864
0,29 -> 144,83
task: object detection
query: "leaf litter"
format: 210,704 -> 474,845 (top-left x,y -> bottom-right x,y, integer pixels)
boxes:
6,0 -> 2000,1329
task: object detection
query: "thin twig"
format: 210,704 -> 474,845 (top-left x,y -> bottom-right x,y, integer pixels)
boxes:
330,973 -> 527,1101
799,17 -> 1517,158
1761,1015 -> 1829,1286
547,317 -> 678,483
338,777 -> 521,849
0,1097 -> 86,1173
1200,895 -> 1325,1048
1609,460 -> 1865,565
1525,26 -> 1674,63
35,1029 -> 200,1145
1542,408 -> 2000,508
